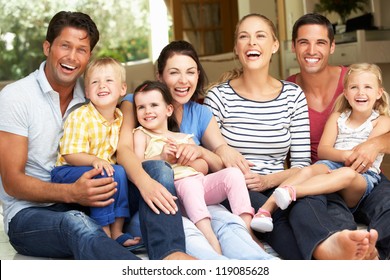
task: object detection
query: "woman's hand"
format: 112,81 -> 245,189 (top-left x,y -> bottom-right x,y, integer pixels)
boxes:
138,176 -> 178,215
245,171 -> 272,192
215,144 -> 253,173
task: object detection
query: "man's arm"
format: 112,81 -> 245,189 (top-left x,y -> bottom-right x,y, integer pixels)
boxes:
346,117 -> 390,171
0,131 -> 117,207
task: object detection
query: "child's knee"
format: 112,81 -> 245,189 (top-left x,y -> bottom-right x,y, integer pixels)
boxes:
224,167 -> 245,181
300,166 -> 316,178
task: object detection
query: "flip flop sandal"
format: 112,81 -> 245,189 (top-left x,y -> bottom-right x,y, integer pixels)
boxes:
115,233 -> 145,252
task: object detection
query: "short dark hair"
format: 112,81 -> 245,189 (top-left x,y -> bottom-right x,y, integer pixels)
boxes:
292,13 -> 334,44
157,40 -> 208,101
46,11 -> 99,51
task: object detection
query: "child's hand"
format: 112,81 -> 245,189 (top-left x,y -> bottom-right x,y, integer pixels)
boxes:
92,158 -> 115,176
161,139 -> 178,164
174,143 -> 202,166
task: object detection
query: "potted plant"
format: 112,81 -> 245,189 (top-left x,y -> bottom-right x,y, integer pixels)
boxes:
314,0 -> 368,24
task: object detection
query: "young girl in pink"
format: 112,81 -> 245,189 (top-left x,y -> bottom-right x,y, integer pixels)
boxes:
132,80 -> 262,254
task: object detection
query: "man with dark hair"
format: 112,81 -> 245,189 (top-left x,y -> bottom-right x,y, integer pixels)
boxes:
0,11 -> 193,260
286,13 -> 389,260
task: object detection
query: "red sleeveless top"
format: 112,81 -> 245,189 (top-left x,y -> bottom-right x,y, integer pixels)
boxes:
286,66 -> 348,163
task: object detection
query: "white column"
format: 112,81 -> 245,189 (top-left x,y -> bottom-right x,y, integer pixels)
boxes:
149,0 -> 170,63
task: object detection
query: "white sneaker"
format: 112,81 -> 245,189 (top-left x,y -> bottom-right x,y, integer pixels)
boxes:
251,210 -> 273,233
273,186 -> 296,210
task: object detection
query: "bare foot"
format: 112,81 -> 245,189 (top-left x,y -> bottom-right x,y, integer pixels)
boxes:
163,251 -> 197,260
364,229 -> 379,260
121,236 -> 142,247
313,230 -> 369,260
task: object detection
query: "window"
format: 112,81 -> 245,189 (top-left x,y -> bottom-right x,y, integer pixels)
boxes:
167,0 -> 238,56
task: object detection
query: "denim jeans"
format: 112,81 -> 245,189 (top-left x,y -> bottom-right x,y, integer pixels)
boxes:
8,160 -> 185,260
354,173 -> 390,260
129,160 -> 186,260
184,204 -> 277,260
288,174 -> 390,260
248,189 -> 304,259
8,204 -> 140,259
288,193 -> 356,259
250,187 -> 365,259
286,174 -> 390,260
51,165 -> 130,226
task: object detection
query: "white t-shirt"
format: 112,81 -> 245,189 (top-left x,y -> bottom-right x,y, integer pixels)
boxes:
0,61 -> 86,233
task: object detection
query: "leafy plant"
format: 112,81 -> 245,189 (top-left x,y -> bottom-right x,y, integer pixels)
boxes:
0,0 -> 151,81
314,0 -> 368,24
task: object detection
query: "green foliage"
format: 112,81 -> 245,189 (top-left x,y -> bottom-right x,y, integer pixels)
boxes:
314,0 -> 368,23
96,37 -> 149,62
0,0 -> 150,81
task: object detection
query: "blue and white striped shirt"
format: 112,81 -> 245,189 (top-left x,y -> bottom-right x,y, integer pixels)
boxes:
204,80 -> 311,175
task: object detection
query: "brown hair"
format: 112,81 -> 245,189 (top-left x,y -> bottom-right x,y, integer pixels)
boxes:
133,80 -> 180,132
156,40 -> 208,100
46,11 -> 99,51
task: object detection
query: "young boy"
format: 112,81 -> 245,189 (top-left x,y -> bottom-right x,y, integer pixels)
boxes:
51,57 -> 141,248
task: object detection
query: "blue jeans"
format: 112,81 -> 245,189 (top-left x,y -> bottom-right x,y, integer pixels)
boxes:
288,193 -> 356,259
51,165 -> 130,226
8,160 -> 185,260
354,173 -> 390,260
290,174 -> 390,260
184,204 -> 278,260
8,204 -> 140,259
128,160 -> 186,260
248,189 -> 303,259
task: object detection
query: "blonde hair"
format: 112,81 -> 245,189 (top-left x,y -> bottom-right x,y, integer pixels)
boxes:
233,13 -> 278,46
333,63 -> 390,116
84,57 -> 126,84
207,13 -> 278,91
